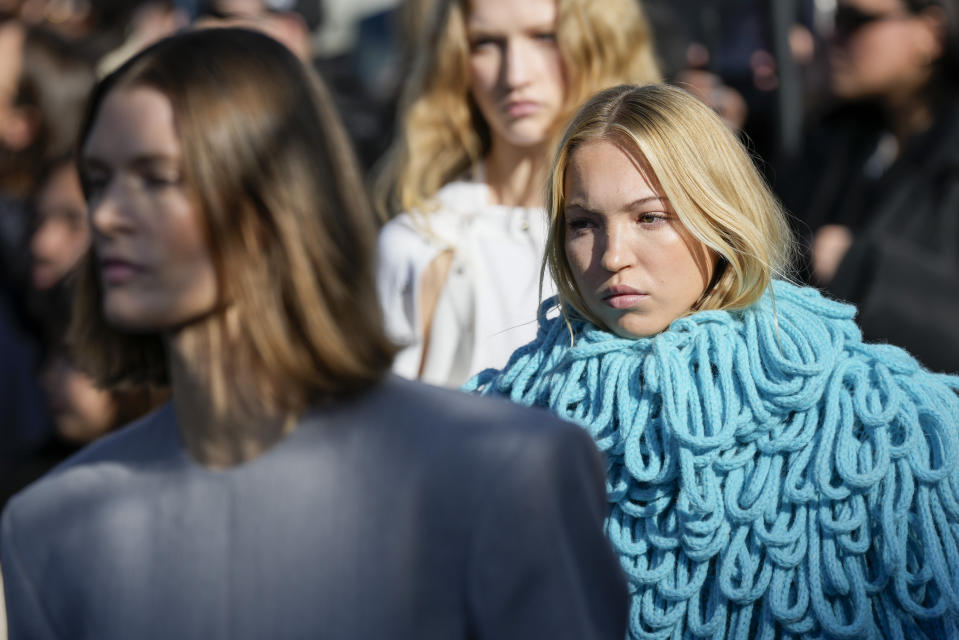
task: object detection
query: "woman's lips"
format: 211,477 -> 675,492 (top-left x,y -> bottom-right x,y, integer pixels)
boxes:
602,286 -> 647,309
505,101 -> 540,118
99,259 -> 142,285
604,293 -> 647,309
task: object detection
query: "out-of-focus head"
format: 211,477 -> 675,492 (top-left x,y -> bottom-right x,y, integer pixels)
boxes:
81,82 -> 215,332
71,27 -> 395,411
465,0 -> 567,153
203,0 -> 266,16
829,0 -> 958,101
545,84 -> 794,337
0,24 -> 95,197
0,17 -> 25,147
194,0 -> 312,61
381,0 -> 661,215
30,157 -> 89,290
95,1 -> 191,78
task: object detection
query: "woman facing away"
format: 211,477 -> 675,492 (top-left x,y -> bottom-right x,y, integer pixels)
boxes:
375,0 -> 661,387
0,28 -> 630,640
468,84 -> 959,639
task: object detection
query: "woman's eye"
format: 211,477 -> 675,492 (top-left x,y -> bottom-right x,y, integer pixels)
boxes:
566,217 -> 593,232
533,32 -> 557,43
637,213 -> 667,225
469,36 -> 499,51
144,173 -> 182,188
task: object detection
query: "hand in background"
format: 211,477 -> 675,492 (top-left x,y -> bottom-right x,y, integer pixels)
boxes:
811,224 -> 853,285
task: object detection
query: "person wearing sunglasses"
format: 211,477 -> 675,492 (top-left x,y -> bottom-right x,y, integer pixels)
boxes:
778,0 -> 959,375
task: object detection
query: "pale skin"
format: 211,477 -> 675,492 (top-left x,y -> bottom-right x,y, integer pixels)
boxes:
416,0 -> 567,373
82,85 -> 289,468
467,0 -> 566,208
563,139 -> 715,339
30,163 -> 90,290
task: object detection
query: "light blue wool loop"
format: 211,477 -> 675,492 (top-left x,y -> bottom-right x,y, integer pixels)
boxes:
466,280 -> 959,639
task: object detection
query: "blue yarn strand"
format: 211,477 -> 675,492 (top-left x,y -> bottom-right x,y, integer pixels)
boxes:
465,280 -> 959,639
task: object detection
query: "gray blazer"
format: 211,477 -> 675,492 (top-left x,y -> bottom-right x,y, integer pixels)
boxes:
1,376 -> 627,639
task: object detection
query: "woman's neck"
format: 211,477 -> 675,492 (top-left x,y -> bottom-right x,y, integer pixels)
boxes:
483,140 -> 551,208
165,318 -> 293,469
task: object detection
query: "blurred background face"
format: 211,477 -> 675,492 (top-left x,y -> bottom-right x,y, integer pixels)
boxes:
563,139 -> 713,339
194,0 -> 311,61
30,162 -> 89,290
0,18 -> 24,149
829,0 -> 938,100
81,85 -> 218,332
466,0 -> 567,152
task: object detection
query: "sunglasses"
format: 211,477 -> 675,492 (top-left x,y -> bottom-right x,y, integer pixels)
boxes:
833,5 -> 908,39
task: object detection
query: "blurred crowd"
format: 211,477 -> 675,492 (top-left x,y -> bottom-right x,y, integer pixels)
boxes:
1,0 -> 957,507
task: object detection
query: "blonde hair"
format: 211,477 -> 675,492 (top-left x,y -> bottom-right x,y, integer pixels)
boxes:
376,0 -> 661,217
70,28 -> 396,416
545,84 -> 796,329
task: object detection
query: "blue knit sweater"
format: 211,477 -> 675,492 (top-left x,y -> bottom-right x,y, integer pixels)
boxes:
466,281 -> 959,640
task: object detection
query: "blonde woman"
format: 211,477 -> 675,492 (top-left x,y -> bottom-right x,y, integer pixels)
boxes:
0,29 -> 629,639
468,84 -> 959,639
376,0 -> 660,386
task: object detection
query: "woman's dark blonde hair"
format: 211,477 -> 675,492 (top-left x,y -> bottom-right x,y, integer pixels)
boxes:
545,84 -> 796,330
70,28 -> 396,416
375,0 -> 661,218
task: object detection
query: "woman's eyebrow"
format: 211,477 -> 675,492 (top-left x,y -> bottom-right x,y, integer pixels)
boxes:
565,196 -> 667,213
78,155 -> 107,171
79,153 -> 178,169
624,196 -> 668,210
563,202 -> 595,214
129,154 -> 180,171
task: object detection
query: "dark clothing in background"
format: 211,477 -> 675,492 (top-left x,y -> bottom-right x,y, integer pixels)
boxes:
2,376 -> 628,640
778,102 -> 888,237
779,99 -> 959,373
0,288 -> 51,466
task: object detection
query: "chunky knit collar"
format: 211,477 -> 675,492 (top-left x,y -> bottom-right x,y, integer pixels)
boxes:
467,280 -> 959,639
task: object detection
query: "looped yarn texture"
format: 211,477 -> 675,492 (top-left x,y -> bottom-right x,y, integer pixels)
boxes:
466,281 -> 959,639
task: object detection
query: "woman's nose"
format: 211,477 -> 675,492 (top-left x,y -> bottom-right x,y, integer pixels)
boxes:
503,39 -> 532,89
599,225 -> 632,272
89,182 -> 134,237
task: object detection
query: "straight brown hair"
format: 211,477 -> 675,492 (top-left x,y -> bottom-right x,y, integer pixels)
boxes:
70,28 -> 396,416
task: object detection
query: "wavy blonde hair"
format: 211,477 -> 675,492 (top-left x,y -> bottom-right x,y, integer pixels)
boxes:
376,0 -> 661,218
545,84 -> 796,329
